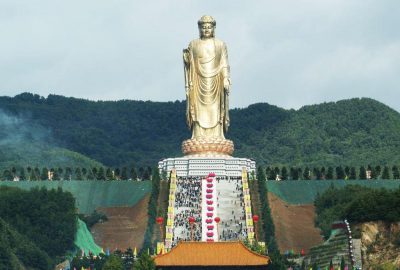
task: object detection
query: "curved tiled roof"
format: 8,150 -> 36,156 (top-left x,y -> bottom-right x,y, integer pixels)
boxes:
154,241 -> 271,266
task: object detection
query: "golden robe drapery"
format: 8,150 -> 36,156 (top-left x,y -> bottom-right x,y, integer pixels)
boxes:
184,38 -> 230,140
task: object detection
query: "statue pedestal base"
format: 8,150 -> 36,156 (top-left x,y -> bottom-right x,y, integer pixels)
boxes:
181,137 -> 234,156
158,156 -> 256,177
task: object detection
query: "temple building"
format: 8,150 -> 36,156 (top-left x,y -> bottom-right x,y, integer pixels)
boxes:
154,241 -> 271,269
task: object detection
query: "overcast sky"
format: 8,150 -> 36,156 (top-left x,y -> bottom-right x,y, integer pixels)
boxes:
0,0 -> 399,111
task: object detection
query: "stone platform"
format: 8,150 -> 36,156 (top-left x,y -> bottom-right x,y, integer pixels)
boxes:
158,156 -> 256,177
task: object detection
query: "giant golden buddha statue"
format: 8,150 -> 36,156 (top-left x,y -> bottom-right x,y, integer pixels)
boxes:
182,15 -> 234,156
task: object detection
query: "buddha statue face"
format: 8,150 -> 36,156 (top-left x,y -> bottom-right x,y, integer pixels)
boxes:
199,22 -> 215,39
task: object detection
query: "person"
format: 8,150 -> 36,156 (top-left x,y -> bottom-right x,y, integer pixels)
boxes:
183,15 -> 231,140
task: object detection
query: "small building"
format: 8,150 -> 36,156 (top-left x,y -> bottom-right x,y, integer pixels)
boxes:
154,241 -> 271,269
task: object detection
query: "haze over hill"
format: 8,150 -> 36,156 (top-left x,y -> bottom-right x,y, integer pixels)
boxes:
1,93 -> 400,168
0,108 -> 103,171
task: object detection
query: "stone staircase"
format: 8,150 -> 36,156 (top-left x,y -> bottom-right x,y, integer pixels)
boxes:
215,176 -> 247,240
165,169 -> 255,248
305,222 -> 354,268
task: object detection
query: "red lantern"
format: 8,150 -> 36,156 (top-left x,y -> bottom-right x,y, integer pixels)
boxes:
156,217 -> 164,225
207,206 -> 214,211
207,232 -> 214,237
207,212 -> 213,217
206,219 -> 212,223
214,217 -> 220,223
206,200 -> 213,205
208,172 -> 216,177
206,194 -> 213,199
207,239 -> 214,242
207,225 -> 214,230
207,183 -> 213,188
188,216 -> 195,224
206,178 -> 213,183
252,215 -> 259,223
206,189 -> 213,193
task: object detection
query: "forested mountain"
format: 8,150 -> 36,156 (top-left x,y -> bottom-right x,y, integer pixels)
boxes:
1,93 -> 400,168
0,186 -> 77,269
0,101 -> 103,171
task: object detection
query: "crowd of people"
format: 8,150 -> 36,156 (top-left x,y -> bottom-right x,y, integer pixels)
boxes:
173,177 -> 202,244
171,175 -> 250,242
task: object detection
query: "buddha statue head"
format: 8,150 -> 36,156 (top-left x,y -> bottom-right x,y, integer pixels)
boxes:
198,15 -> 216,39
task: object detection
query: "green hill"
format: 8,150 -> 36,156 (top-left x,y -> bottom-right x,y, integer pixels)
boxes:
0,104 -> 104,171
0,142 -> 104,172
1,93 -> 400,168
0,218 -> 52,270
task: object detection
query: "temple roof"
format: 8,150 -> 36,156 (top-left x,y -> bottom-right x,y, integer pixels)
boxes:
154,241 -> 271,266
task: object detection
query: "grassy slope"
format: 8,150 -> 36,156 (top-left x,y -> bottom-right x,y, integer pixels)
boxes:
0,181 -> 151,214
266,180 -> 400,204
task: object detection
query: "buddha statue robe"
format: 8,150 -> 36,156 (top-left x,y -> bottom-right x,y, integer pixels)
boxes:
184,37 -> 231,140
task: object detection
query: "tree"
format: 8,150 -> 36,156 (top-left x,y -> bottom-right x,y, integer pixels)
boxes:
336,166 -> 345,180
34,167 -> 40,180
273,167 -> 280,180
130,166 -> 138,180
103,254 -> 124,270
392,165 -> 400,179
344,166 -> 350,179
41,168 -> 48,180
349,167 -> 357,180
313,167 -> 322,180
267,167 -> 275,180
303,167 -> 311,180
11,167 -> 17,178
97,167 -> 106,180
265,167 -> 272,179
367,164 -> 374,179
65,167 -> 72,180
2,170 -> 12,181
340,256 -> 345,270
326,167 -> 334,180
143,167 -> 152,180
53,168 -> 60,180
281,166 -> 288,180
374,165 -> 382,179
57,167 -> 63,180
124,248 -> 134,269
320,166 -> 326,179
290,167 -> 299,180
115,168 -> 121,179
86,170 -> 95,180
75,168 -> 83,180
121,167 -> 128,180
138,167 -> 144,179
27,167 -> 32,180
382,166 -> 390,179
359,166 -> 367,179
106,168 -> 113,180
133,252 -> 155,270
19,168 -> 26,181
